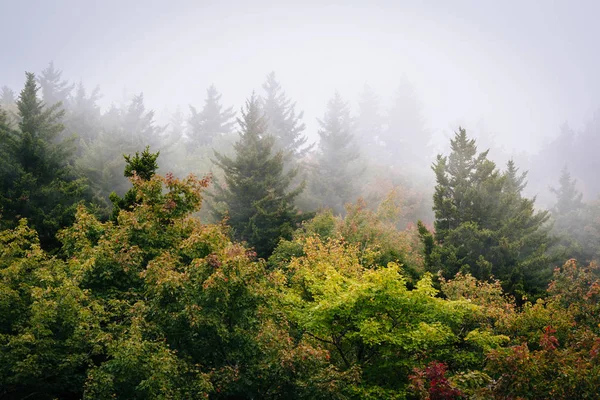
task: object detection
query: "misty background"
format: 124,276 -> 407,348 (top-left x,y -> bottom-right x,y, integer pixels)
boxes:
2,0 -> 600,206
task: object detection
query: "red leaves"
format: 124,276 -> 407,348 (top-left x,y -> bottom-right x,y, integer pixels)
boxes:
409,361 -> 464,400
540,326 -> 559,351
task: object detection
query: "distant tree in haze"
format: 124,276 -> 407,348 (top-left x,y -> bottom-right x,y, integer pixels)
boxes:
66,81 -> 102,144
261,72 -> 311,163
383,79 -> 431,169
212,94 -> 303,258
419,128 -> 555,299
310,91 -> 362,215
38,61 -> 73,107
0,72 -> 87,250
188,85 -> 235,148
548,167 -> 599,263
78,94 -> 165,213
551,166 -> 583,216
354,84 -> 384,159
0,85 -> 16,106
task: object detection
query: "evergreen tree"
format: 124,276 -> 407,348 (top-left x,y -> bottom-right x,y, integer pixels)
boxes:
110,146 -> 160,220
503,159 -> 528,196
0,72 -> 87,250
420,128 -> 554,299
354,84 -> 383,159
311,91 -> 361,215
261,72 -> 311,161
78,93 -> 165,211
383,79 -> 431,168
551,166 -> 583,216
188,85 -> 235,147
0,86 -> 16,106
38,61 -> 73,106
67,81 -> 102,144
212,94 -> 303,258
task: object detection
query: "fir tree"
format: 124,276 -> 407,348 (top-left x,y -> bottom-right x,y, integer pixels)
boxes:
261,72 -> 311,161
212,94 -> 303,258
311,91 -> 361,215
188,85 -> 235,147
78,93 -> 165,211
0,72 -> 87,250
38,61 -> 73,106
354,84 -> 383,159
551,166 -> 583,216
503,159 -> 528,197
67,81 -> 102,143
383,79 -> 431,168
0,86 -> 16,106
420,128 -> 554,299
110,146 -> 159,220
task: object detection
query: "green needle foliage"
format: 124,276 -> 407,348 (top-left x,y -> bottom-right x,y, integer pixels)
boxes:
212,94 -> 304,258
0,72 -> 88,251
419,128 -> 555,299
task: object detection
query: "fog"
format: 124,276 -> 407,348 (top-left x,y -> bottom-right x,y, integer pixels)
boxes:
3,0 -> 600,207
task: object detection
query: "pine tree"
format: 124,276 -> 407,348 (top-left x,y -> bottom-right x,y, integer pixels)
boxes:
383,79 -> 431,168
110,146 -> 160,220
503,159 -> 528,197
67,81 -> 102,144
212,94 -> 303,258
311,92 -> 361,215
420,128 -> 554,299
0,72 -> 87,250
1,86 -> 16,106
78,94 -> 165,211
354,84 -> 383,159
38,61 -> 73,106
188,85 -> 235,147
551,166 -> 583,216
261,72 -> 311,161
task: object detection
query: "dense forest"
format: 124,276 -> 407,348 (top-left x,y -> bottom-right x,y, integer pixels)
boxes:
2,64 -> 600,399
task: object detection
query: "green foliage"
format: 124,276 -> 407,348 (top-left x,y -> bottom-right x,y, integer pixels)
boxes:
271,194 -> 425,280
421,128 -> 555,299
188,84 -> 235,147
212,94 -> 304,258
276,236 -> 476,395
0,72 -> 89,251
261,71 -> 312,162
109,146 -> 160,221
0,220 -> 103,399
309,91 -> 362,215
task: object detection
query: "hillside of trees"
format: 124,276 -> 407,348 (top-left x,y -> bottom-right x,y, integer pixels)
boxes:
2,66 -> 600,399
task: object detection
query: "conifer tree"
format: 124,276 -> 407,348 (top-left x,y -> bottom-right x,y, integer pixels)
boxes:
311,92 -> 361,215
355,84 -> 383,159
0,72 -> 87,250
212,94 -> 302,258
261,72 -> 311,161
0,86 -> 16,106
38,61 -> 73,106
188,85 -> 235,147
420,128 -> 554,299
551,166 -> 583,216
67,81 -> 102,144
78,94 -> 165,210
383,79 -> 431,168
110,146 -> 160,220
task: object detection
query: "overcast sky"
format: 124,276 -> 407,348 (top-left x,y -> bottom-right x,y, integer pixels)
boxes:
2,0 -> 599,152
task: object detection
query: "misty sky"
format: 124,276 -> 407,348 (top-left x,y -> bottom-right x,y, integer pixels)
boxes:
2,0 -> 600,152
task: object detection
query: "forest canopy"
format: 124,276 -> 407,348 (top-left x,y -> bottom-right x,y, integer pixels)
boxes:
2,64 -> 600,400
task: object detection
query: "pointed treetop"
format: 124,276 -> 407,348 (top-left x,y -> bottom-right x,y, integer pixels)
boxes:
550,166 -> 583,215
39,61 -> 73,106
503,159 -> 528,196
260,71 -> 310,159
